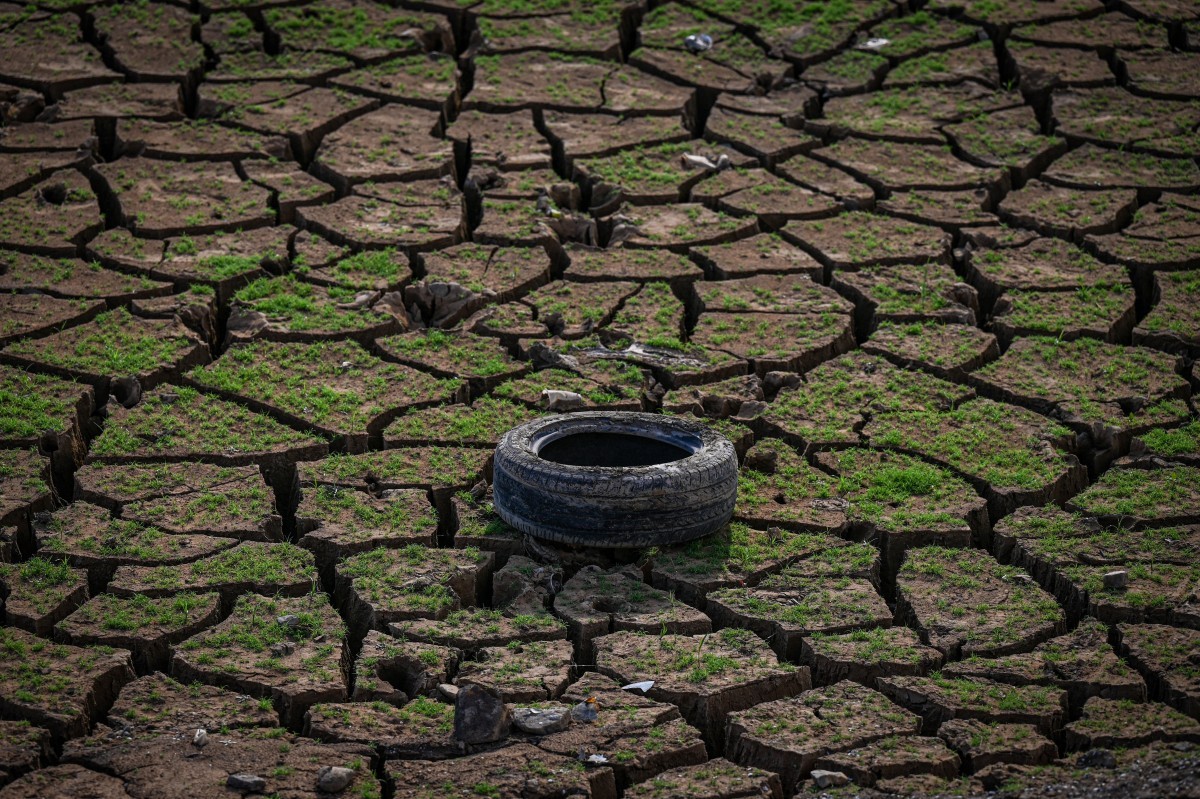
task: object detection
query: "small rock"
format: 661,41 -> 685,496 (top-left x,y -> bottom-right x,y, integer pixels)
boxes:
270,642 -> 295,657
683,33 -> 713,52
438,683 -> 459,700
260,253 -> 288,273
512,705 -> 571,735
607,220 -> 643,246
571,696 -> 599,723
811,769 -> 850,788
454,683 -> 510,744
733,400 -> 768,420
1173,741 -> 1195,752
276,614 -> 300,628
110,376 -> 142,408
1011,573 -> 1035,585
192,728 -> 207,749
227,773 -> 267,792
744,447 -> 777,474
1103,570 -> 1128,590
316,765 -> 355,793
5,92 -> 44,123
763,371 -> 802,394
493,555 -> 560,613
1077,749 -> 1117,769
336,290 -> 378,311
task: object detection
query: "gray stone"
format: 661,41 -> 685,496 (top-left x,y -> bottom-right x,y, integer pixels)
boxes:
1077,749 -> 1117,769
493,555 -> 560,613
743,446 -> 777,473
811,769 -> 850,788
570,697 -> 599,723
276,614 -> 300,628
454,683 -> 510,744
512,705 -> 571,735
316,765 -> 355,793
227,773 -> 267,792
1103,570 -> 1128,589
733,400 -> 768,420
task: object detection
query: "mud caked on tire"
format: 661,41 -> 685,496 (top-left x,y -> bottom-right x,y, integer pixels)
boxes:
492,411 -> 737,548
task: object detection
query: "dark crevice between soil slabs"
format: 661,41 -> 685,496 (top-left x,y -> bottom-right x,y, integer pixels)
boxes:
83,162 -> 123,231
617,3 -> 643,64
265,461 -> 302,544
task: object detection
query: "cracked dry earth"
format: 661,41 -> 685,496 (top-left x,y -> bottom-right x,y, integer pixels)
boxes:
1,0 -> 1200,798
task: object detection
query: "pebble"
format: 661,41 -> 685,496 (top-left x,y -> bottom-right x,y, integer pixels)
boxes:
811,769 -> 849,788
571,697 -> 599,723
316,765 -> 355,793
276,614 -> 300,628
512,706 -> 571,735
733,400 -> 767,420
227,773 -> 267,792
1077,748 -> 1117,769
1103,570 -> 1128,589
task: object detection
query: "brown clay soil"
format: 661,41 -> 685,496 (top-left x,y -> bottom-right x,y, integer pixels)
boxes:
0,2 -> 1198,798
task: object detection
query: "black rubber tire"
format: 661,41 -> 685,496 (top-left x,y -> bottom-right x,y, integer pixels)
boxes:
492,411 -> 737,548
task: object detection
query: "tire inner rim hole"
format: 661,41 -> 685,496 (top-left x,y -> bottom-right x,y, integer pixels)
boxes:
536,431 -> 694,467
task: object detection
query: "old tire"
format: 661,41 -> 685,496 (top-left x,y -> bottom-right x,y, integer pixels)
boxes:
492,411 -> 737,548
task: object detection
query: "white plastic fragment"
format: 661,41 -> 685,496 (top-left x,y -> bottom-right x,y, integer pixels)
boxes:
679,153 -> 733,172
621,680 -> 655,693
857,37 -> 889,50
542,389 -> 584,411
681,153 -> 719,170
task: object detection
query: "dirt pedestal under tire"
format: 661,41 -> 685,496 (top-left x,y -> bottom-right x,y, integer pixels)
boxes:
492,411 -> 738,548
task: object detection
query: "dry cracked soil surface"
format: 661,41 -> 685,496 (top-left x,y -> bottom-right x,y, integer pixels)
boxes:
0,0 -> 1199,797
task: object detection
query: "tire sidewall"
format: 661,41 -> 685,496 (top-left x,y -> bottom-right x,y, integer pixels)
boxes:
492,412 -> 738,546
